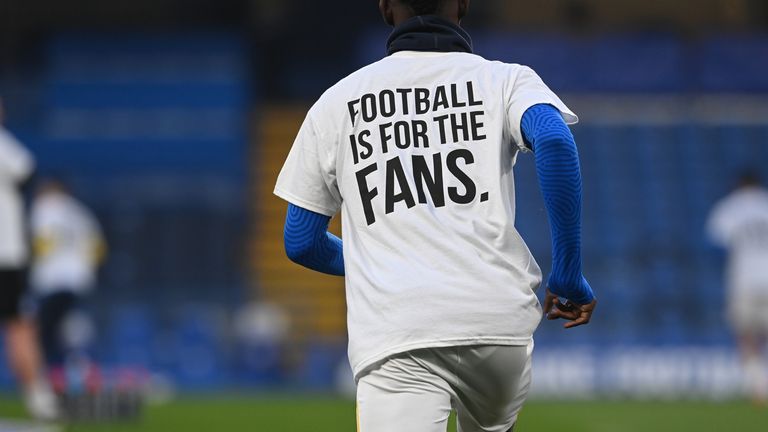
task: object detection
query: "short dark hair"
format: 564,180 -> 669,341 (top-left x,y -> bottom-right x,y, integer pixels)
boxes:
738,170 -> 762,187
400,0 -> 447,15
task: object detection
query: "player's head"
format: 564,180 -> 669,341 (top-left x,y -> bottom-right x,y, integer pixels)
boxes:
36,177 -> 69,196
738,170 -> 762,189
379,0 -> 470,26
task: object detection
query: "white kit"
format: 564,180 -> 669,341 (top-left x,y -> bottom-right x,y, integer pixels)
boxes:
275,51 -> 578,378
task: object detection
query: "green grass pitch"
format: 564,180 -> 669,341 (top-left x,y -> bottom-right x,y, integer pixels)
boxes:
1,396 -> 766,431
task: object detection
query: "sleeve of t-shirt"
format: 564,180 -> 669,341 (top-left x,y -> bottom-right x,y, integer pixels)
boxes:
274,112 -> 342,217
506,66 -> 579,153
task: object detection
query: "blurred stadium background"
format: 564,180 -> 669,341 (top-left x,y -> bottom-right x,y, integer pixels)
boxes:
1,0 -> 768,430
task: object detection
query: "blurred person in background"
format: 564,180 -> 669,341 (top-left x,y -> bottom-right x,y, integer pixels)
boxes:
0,97 -> 59,420
275,0 -> 595,429
30,178 -> 105,373
708,171 -> 768,405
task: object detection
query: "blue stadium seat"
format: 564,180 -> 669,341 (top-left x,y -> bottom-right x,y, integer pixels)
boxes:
109,305 -> 155,367
170,306 -> 227,389
696,35 -> 768,92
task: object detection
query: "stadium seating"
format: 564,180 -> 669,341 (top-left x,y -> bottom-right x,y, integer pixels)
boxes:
1,31 -> 766,390
521,124 -> 768,347
356,32 -> 768,93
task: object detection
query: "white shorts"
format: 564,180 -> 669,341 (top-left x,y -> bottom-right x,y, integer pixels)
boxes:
356,343 -> 533,432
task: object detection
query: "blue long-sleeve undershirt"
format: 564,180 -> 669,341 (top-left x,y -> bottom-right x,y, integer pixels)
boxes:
522,104 -> 594,305
283,203 -> 345,276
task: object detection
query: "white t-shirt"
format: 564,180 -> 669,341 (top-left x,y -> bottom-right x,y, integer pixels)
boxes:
0,127 -> 34,268
30,192 -> 103,294
708,186 -> 768,298
274,51 -> 578,378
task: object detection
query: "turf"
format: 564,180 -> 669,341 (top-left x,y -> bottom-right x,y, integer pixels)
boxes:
1,396 -> 766,431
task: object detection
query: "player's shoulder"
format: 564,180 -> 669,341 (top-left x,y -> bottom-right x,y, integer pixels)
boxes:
499,62 -> 546,85
305,54 -> 541,128
715,188 -> 768,214
455,56 -> 546,92
464,54 -> 537,74
312,54 -> 530,105
480,56 -> 529,70
427,52 -> 535,78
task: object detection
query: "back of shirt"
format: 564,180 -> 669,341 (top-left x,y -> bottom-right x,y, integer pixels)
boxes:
275,51 -> 577,378
0,127 -> 34,268
30,193 -> 103,294
708,187 -> 768,296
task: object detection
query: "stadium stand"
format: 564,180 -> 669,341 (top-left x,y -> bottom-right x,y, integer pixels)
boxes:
0,30 -> 766,390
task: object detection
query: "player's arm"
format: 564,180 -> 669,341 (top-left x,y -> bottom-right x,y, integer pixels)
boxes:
283,203 -> 344,276
522,103 -> 596,328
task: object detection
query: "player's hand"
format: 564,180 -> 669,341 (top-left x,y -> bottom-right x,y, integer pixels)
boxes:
542,289 -> 596,329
